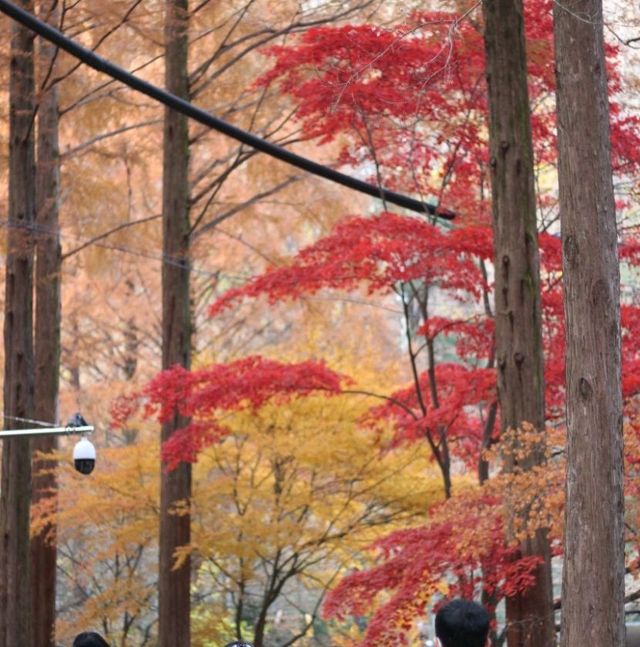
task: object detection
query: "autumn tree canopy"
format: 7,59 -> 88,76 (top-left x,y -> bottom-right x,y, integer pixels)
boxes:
1,0 -> 638,645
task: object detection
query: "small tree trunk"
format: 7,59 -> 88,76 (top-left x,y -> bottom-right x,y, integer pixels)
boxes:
482,1 -> 554,645
554,1 -> 625,645
123,280 -> 139,381
159,0 -> 192,645
0,1 -> 36,644
31,2 -> 62,645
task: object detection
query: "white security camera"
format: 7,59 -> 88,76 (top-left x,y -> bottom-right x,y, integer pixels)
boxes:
73,437 -> 96,475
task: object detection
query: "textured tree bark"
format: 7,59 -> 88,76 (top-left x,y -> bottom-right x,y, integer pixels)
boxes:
482,1 -> 554,645
31,2 -> 62,645
554,1 -> 625,646
0,1 -> 36,644
159,0 -> 192,644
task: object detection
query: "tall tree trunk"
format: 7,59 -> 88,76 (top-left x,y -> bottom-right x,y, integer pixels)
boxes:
554,1 -> 624,645
482,1 -> 554,645
31,2 -> 62,645
0,1 -> 36,644
159,0 -> 191,644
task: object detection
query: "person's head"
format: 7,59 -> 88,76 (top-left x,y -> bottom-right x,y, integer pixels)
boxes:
224,642 -> 254,647
435,599 -> 490,647
72,632 -> 110,647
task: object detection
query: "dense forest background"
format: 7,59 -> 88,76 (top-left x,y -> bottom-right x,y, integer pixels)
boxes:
0,0 -> 639,646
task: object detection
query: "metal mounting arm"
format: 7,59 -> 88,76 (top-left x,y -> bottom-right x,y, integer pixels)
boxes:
0,425 -> 94,438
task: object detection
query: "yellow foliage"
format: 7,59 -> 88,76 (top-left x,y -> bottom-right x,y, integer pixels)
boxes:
33,374 -> 443,644
185,391 -> 443,641
33,442 -> 159,646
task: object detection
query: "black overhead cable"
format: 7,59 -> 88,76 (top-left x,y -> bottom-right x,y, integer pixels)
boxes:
0,0 -> 456,221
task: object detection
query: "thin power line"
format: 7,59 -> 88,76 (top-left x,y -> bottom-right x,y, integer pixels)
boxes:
3,415 -> 57,427
0,0 -> 456,221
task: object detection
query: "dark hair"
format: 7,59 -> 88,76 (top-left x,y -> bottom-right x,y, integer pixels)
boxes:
224,642 -> 254,647
72,632 -> 110,647
435,599 -> 490,647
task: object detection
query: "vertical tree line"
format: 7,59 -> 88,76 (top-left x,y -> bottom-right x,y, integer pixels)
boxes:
555,0 -> 625,645
30,4 -> 62,647
482,0 -> 554,644
160,0 -> 192,644
0,0 -> 36,643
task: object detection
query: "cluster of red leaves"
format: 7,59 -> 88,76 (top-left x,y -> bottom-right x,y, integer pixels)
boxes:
208,213 -> 500,475
210,213 -> 492,316
113,357 -> 345,471
620,238 -> 640,406
257,1 -> 639,214
256,5 -> 558,212
324,490 -> 542,646
110,392 -> 143,430
538,236 -> 640,416
206,206 -> 640,471
417,316 -> 494,361
367,364 -> 496,467
324,416 -> 640,646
